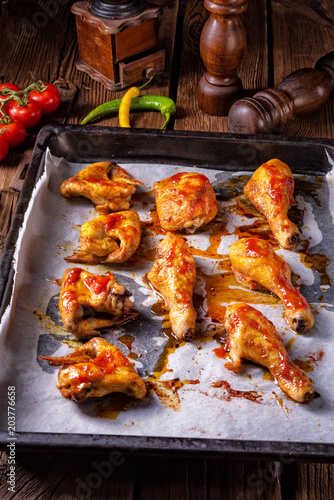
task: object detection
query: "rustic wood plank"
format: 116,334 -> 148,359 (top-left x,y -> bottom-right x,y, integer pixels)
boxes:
271,0 -> 334,138
134,455 -> 207,500
207,458 -> 282,500
280,461 -> 334,500
0,450 -> 138,499
174,0 -> 268,132
273,0 -> 334,27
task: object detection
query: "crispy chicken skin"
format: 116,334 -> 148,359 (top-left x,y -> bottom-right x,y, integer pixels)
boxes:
223,304 -> 314,403
244,159 -> 301,249
59,268 -> 138,337
39,337 -> 147,402
154,171 -> 218,232
229,237 -> 314,334
65,210 -> 141,264
59,161 -> 143,213
147,232 -> 197,341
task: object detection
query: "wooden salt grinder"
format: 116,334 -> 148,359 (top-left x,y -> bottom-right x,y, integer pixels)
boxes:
198,0 -> 248,116
228,51 -> 334,134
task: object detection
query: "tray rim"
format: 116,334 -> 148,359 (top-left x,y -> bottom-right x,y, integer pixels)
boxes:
1,124 -> 334,458
1,431 -> 334,462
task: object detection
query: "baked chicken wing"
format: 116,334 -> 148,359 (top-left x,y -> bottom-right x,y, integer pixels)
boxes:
229,237 -> 314,333
60,161 -> 143,213
39,337 -> 147,402
147,232 -> 197,340
154,171 -> 218,232
244,159 -> 300,249
59,268 -> 138,337
223,303 -> 314,403
65,210 -> 141,264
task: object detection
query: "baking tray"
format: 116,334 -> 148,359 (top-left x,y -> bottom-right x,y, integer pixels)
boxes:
1,125 -> 334,460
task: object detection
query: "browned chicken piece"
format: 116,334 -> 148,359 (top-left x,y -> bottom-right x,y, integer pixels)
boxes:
59,268 -> 138,337
147,232 -> 197,341
154,171 -> 218,232
39,337 -> 147,402
65,210 -> 141,264
223,303 -> 314,403
59,161 -> 143,213
244,158 -> 301,250
229,237 -> 314,334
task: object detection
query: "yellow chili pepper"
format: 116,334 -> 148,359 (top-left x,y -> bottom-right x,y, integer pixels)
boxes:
119,87 -> 140,127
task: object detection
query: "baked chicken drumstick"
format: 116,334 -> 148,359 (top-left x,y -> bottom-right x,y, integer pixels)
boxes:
223,304 -> 314,403
154,171 -> 218,232
244,159 -> 301,249
59,268 -> 138,337
39,337 -> 147,402
229,237 -> 314,334
65,210 -> 141,264
60,161 -> 143,213
147,232 -> 197,341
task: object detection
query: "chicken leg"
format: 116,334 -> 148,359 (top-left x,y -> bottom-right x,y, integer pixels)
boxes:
229,237 -> 314,333
223,303 -> 314,403
147,232 -> 197,341
244,159 -> 301,249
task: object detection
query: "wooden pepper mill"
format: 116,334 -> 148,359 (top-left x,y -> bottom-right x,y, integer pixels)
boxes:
71,0 -> 165,90
198,0 -> 248,116
228,51 -> 334,134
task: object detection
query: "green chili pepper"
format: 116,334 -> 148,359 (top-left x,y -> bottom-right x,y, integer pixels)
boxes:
80,95 -> 176,129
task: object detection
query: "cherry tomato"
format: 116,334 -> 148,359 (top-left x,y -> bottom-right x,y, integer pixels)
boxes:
0,83 -> 21,114
8,98 -> 42,128
0,135 -> 9,161
29,84 -> 61,115
0,120 -> 26,148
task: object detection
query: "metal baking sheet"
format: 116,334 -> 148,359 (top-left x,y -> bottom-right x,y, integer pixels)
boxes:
1,125 -> 334,459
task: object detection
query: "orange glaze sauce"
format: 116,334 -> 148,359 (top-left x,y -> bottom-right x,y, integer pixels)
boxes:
213,342 -> 229,359
103,213 -> 125,232
63,268 -> 82,287
83,274 -> 111,295
95,393 -> 135,420
68,363 -> 102,385
61,290 -> 80,312
244,237 -> 268,258
117,334 -> 138,360
301,253 -> 331,291
276,277 -> 308,312
189,220 -> 229,259
197,268 -> 278,326
148,300 -> 186,378
235,219 -> 277,246
146,207 -> 166,236
263,163 -> 295,206
94,350 -> 130,371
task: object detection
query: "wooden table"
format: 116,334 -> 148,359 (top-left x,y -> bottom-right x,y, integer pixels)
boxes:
0,1 -> 333,498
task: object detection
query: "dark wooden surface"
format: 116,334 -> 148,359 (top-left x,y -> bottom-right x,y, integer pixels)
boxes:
0,1 -> 334,498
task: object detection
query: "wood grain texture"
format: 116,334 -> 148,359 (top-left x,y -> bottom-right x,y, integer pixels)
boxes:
1,1 -> 334,499
174,0 -> 268,132
273,0 -> 334,27
271,1 -> 334,138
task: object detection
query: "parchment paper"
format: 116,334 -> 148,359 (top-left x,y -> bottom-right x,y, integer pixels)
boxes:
1,149 -> 334,444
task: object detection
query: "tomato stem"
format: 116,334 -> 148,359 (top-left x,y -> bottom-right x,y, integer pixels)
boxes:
0,81 -> 46,99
